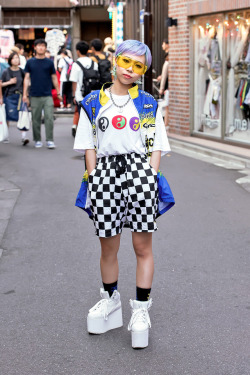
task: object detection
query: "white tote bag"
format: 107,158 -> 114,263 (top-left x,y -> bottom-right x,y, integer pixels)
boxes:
17,103 -> 31,131
0,104 -> 9,142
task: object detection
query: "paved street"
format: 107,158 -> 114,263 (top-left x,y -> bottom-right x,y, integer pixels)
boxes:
0,118 -> 250,375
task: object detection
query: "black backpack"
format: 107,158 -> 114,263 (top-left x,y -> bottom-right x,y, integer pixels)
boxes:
76,60 -> 100,97
96,52 -> 112,86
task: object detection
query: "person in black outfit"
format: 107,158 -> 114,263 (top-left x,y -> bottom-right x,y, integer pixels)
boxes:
1,52 -> 29,145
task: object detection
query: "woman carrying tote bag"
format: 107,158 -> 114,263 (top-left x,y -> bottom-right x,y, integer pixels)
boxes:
1,52 -> 29,145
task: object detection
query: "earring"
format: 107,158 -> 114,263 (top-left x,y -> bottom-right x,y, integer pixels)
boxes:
112,65 -> 117,78
135,77 -> 142,84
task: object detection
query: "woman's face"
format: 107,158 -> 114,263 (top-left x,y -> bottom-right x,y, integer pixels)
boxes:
115,53 -> 146,85
11,54 -> 20,67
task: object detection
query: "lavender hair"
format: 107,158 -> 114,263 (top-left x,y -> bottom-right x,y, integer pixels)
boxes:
115,40 -> 152,70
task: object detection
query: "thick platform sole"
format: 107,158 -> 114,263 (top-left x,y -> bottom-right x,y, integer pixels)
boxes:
87,307 -> 123,334
131,329 -> 149,348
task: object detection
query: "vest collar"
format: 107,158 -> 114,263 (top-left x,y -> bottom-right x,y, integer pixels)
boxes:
99,82 -> 139,106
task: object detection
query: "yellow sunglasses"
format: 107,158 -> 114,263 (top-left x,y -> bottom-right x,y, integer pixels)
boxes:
116,55 -> 147,75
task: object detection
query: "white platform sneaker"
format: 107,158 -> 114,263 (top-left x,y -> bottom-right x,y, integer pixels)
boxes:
128,299 -> 153,348
87,288 -> 123,334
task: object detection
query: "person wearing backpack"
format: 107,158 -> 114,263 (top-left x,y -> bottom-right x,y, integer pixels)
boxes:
90,38 -> 112,88
58,49 -> 73,109
1,51 -> 29,145
70,41 -> 99,137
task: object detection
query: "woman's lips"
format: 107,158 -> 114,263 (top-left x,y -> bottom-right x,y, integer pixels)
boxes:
123,74 -> 132,79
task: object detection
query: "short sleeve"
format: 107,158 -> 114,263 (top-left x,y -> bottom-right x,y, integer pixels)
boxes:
50,61 -> 56,75
152,108 -> 171,156
58,58 -> 64,69
24,60 -> 31,73
1,70 -> 7,83
69,62 -> 79,82
73,107 -> 95,154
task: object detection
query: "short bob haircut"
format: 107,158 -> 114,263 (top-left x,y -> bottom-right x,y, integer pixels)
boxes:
8,52 -> 20,66
115,40 -> 152,71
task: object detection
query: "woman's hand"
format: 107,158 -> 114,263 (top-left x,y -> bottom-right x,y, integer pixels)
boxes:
9,77 -> 17,85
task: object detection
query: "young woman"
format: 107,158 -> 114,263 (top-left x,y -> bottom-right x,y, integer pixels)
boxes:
1,52 -> 29,145
74,40 -> 174,349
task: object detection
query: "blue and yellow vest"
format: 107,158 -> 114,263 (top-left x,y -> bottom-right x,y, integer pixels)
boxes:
75,83 -> 175,218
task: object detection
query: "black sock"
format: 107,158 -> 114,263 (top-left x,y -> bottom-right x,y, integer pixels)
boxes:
136,286 -> 151,301
103,281 -> 118,297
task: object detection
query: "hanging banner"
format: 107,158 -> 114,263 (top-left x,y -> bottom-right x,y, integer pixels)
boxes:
116,2 -> 123,46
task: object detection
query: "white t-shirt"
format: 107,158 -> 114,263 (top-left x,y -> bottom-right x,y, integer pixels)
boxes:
74,90 -> 171,158
58,56 -> 73,82
69,57 -> 98,102
19,55 -> 26,70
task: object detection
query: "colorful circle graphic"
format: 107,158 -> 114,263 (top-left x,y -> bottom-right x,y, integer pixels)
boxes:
112,115 -> 127,130
129,117 -> 140,131
98,117 -> 109,132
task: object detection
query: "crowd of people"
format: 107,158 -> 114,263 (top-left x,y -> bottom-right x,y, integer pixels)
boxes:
0,37 -> 114,147
0,36 -> 169,147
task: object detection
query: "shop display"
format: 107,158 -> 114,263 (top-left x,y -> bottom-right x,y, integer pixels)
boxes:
45,29 -> 65,56
0,29 -> 15,58
194,11 -> 250,145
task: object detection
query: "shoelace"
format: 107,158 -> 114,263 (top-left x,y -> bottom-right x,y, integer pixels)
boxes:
128,306 -> 152,331
89,299 -> 109,320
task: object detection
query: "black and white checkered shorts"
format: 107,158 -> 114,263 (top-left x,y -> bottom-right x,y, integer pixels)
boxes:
88,153 -> 158,238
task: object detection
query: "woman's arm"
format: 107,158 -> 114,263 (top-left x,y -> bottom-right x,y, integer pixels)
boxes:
1,77 -> 17,87
150,150 -> 161,173
159,61 -> 168,94
85,149 -> 97,175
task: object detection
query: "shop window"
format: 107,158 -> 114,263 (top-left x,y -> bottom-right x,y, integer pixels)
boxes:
193,15 -> 223,138
225,12 -> 250,144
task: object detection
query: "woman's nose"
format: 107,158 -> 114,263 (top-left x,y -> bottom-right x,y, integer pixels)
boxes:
126,66 -> 133,73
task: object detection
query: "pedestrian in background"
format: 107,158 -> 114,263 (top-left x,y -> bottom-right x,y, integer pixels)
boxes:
159,52 -> 169,128
15,43 -> 26,69
90,38 -> 112,88
74,39 -> 173,349
58,49 -> 73,110
1,51 -> 28,145
23,39 -> 62,149
70,41 -> 98,137
45,50 -> 51,59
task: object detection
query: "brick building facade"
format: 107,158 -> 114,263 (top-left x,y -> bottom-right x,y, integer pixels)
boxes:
168,0 -> 250,147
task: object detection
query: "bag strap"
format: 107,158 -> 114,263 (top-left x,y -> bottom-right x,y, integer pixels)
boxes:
4,68 -> 12,97
76,60 -> 94,73
64,58 -> 69,68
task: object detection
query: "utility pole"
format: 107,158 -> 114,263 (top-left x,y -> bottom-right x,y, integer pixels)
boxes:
144,0 -> 152,94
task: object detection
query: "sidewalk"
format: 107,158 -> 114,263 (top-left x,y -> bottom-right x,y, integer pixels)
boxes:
168,133 -> 250,193
0,177 -> 20,256
169,133 -> 250,168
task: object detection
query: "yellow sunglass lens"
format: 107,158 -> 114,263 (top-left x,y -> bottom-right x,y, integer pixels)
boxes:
118,56 -> 146,74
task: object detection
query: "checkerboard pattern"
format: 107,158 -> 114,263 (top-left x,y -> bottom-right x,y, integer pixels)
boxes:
88,153 -> 158,238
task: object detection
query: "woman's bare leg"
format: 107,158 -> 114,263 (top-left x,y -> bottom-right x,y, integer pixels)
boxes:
99,234 -> 121,284
132,232 -> 154,288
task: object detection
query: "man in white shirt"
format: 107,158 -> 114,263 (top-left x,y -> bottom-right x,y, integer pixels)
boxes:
58,49 -> 73,109
70,41 -> 98,137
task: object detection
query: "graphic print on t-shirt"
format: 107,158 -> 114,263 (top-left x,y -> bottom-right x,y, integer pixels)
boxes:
129,117 -> 140,131
112,115 -> 127,130
98,117 -> 109,132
